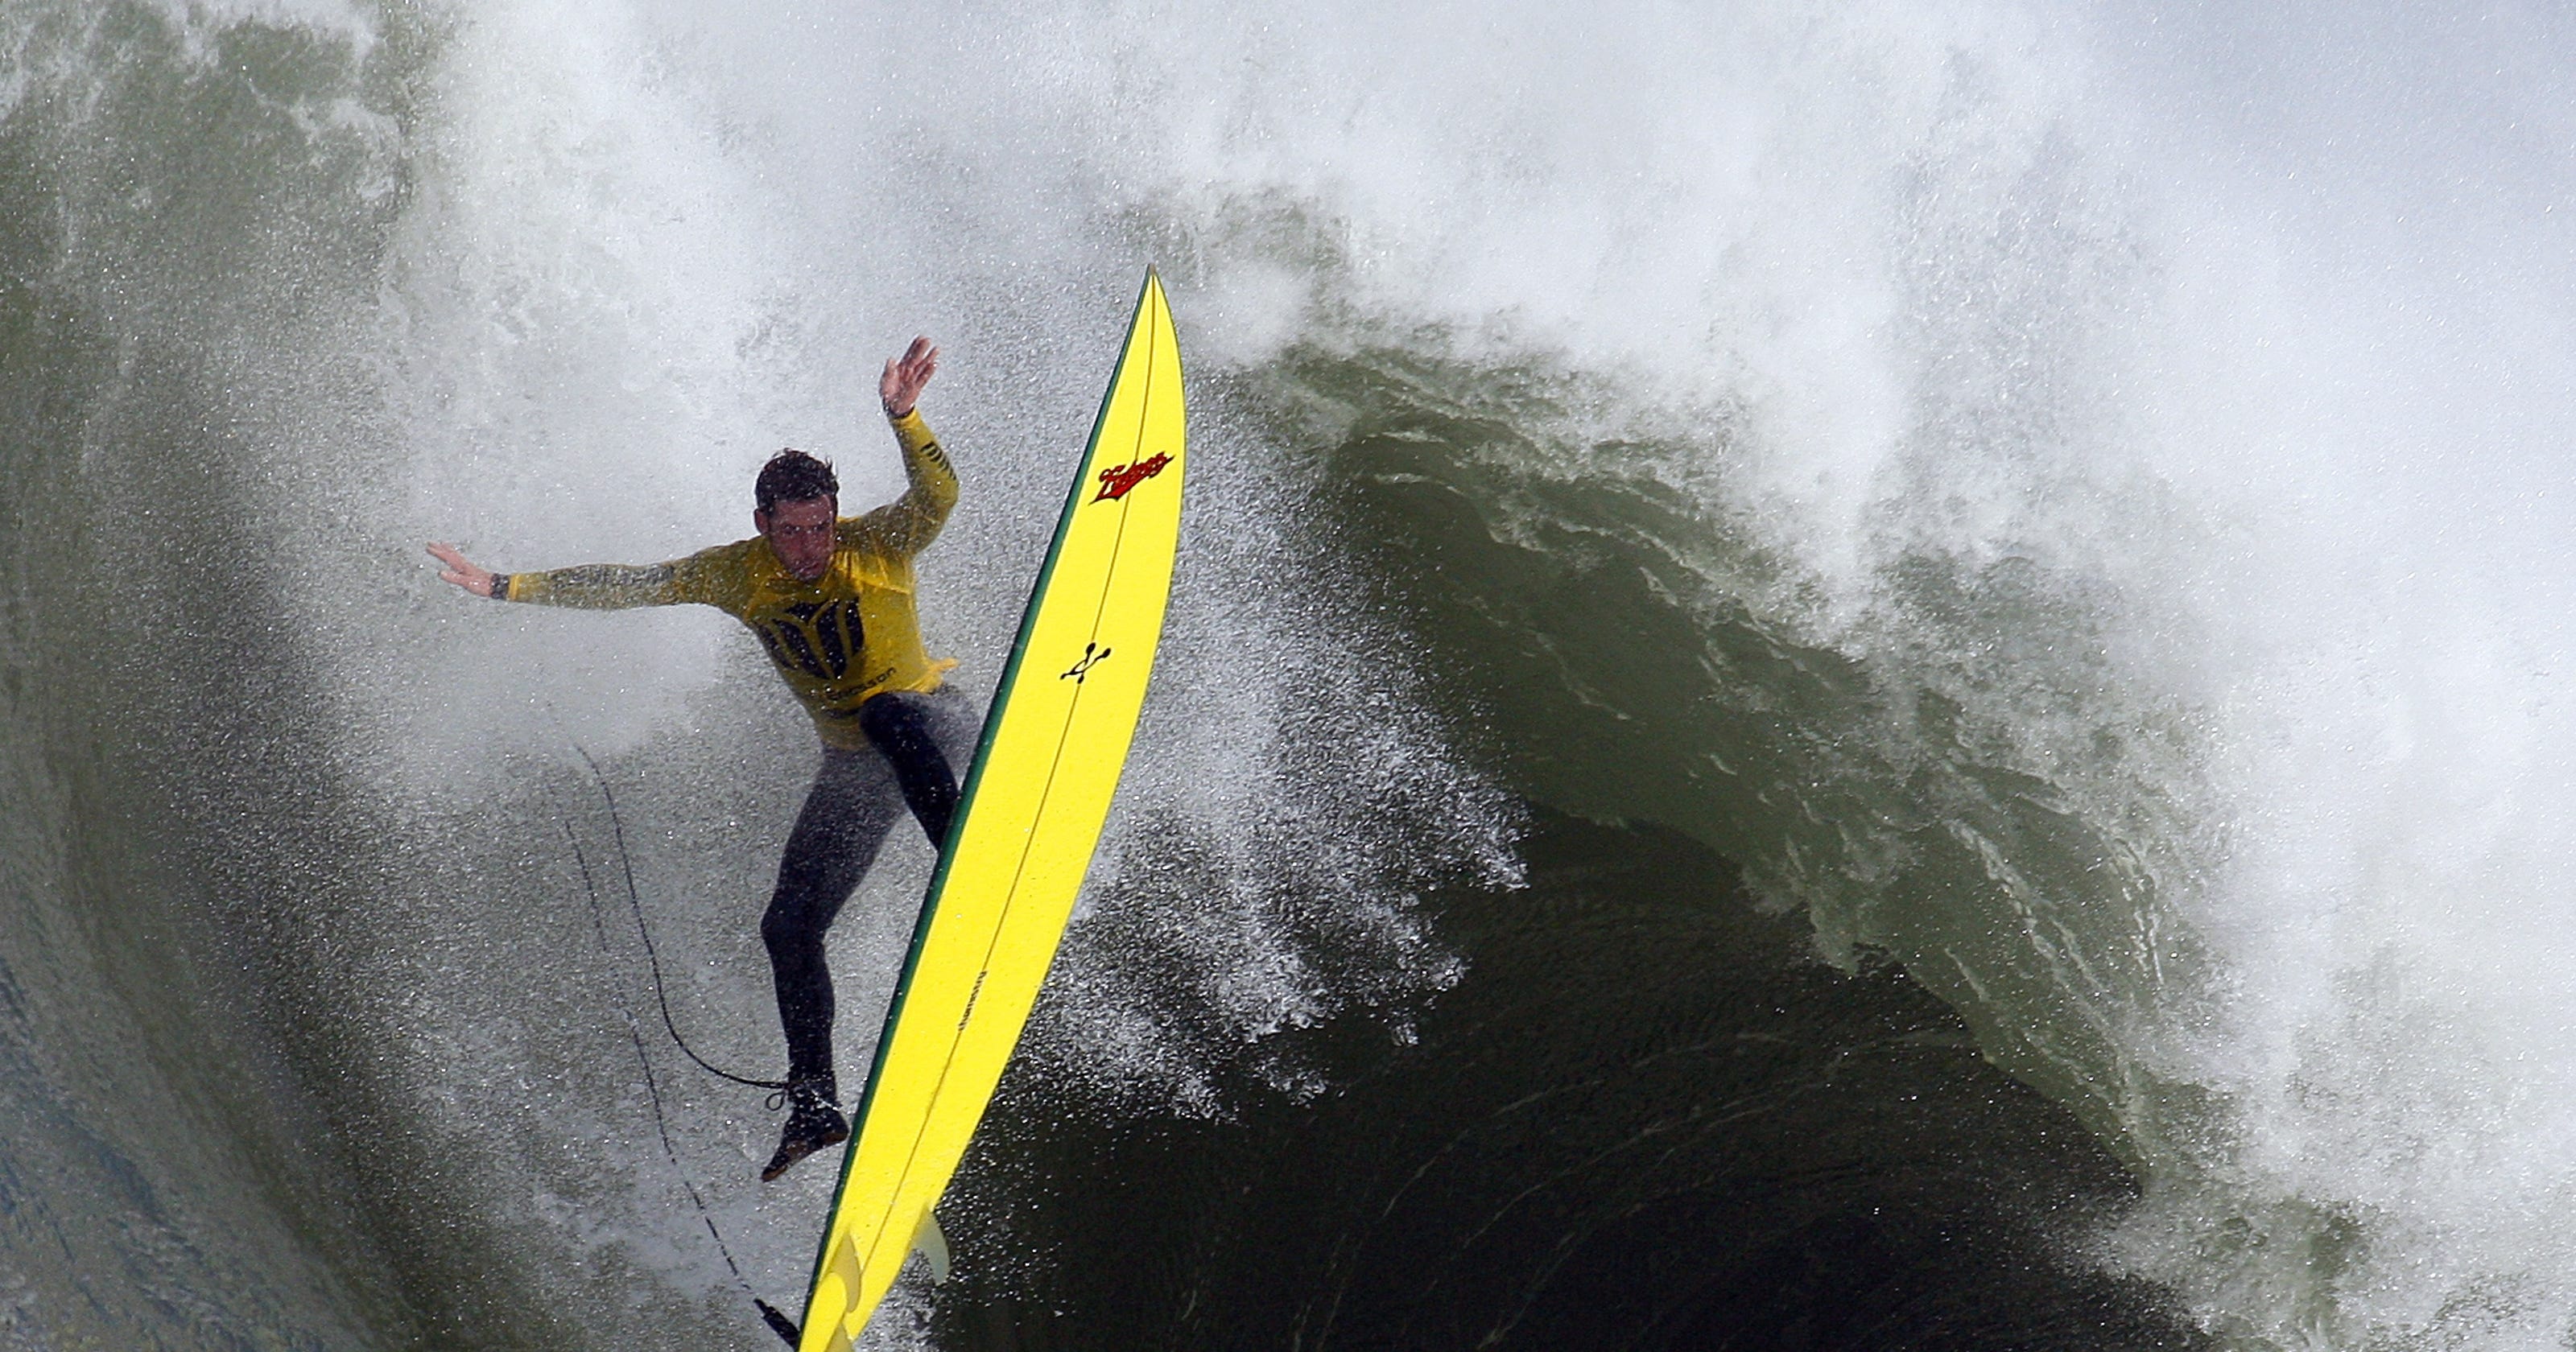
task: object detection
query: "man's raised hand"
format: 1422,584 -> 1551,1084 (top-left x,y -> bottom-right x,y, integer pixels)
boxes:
427,541 -> 501,597
881,336 -> 939,418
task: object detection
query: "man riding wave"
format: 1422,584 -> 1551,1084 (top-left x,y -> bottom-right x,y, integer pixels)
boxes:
427,337 -> 966,1181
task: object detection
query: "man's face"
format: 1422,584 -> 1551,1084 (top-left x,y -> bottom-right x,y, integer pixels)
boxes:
755,495 -> 837,581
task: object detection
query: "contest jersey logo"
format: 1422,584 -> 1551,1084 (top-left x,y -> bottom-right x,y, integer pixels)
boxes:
752,599 -> 865,682
1093,451 -> 1173,503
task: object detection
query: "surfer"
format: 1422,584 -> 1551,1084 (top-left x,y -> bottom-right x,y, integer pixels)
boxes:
427,337 -> 968,1181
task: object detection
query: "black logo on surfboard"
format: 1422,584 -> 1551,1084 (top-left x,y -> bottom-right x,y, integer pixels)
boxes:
1063,643 -> 1113,683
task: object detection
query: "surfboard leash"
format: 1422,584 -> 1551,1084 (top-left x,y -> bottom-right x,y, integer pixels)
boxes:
548,756 -> 803,1345
558,734 -> 791,1093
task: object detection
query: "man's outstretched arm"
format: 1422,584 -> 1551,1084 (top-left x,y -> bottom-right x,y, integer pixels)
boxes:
848,336 -> 960,557
425,540 -> 718,609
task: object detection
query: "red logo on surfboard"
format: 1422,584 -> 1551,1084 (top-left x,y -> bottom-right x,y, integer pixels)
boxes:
1094,452 -> 1172,503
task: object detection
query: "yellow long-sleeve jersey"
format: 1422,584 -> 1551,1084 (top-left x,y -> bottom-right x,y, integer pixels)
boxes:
495,410 -> 960,752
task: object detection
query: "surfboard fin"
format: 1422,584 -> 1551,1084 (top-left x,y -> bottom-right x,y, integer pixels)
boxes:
912,1209 -> 952,1284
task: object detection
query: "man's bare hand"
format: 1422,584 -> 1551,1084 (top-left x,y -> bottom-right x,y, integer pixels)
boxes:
880,336 -> 939,418
427,541 -> 501,597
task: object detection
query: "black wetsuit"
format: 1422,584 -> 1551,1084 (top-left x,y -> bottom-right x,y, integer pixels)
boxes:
761,690 -> 967,1101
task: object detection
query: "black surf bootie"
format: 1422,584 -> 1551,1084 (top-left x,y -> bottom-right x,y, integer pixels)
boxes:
762,1079 -> 849,1182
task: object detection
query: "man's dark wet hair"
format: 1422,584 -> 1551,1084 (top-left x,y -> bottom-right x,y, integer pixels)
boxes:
756,448 -> 839,513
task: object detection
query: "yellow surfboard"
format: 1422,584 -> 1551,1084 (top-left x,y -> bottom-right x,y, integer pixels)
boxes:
792,270 -> 1186,1350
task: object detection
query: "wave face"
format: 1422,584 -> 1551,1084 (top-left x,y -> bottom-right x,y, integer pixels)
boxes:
6,0 -> 2576,1349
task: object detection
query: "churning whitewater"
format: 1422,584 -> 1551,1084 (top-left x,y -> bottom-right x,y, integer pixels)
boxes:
4,1 -> 2574,1349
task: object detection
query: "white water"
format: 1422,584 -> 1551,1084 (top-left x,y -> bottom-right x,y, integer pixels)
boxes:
14,0 -> 2576,1346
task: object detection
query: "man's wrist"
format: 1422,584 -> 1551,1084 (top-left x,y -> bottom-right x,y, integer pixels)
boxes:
486,573 -> 512,600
